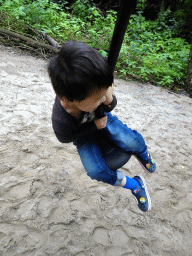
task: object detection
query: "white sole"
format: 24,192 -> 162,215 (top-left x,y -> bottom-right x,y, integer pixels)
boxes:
138,175 -> 152,211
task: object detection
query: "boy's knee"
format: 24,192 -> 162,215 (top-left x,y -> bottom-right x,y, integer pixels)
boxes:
86,166 -> 107,182
86,168 -> 99,181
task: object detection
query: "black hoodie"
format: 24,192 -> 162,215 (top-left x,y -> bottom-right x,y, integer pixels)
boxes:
51,95 -> 117,144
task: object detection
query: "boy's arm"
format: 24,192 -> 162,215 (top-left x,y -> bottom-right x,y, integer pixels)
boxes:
52,96 -> 98,143
102,94 -> 117,112
94,94 -> 117,118
102,83 -> 117,112
103,84 -> 114,105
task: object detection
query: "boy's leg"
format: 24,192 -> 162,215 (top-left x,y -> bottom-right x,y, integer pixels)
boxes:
74,138 -> 151,211
75,138 -> 127,186
104,112 -> 156,173
104,112 -> 147,155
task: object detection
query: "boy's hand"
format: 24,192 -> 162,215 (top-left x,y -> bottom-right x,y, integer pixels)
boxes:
94,116 -> 107,130
103,83 -> 114,105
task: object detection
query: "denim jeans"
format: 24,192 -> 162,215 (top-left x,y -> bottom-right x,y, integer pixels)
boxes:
73,112 -> 148,186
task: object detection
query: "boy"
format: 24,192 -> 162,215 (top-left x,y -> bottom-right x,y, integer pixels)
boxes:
48,41 -> 156,212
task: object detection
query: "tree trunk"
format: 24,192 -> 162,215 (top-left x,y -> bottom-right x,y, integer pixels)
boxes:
185,43 -> 192,96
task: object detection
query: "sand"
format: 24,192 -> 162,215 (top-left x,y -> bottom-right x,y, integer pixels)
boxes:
0,44 -> 192,256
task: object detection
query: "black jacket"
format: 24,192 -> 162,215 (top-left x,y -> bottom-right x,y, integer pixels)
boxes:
52,95 -> 117,143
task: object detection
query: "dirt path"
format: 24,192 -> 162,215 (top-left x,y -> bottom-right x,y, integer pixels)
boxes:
0,45 -> 192,256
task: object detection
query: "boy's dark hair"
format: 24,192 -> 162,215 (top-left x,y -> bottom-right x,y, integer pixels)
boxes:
48,41 -> 113,102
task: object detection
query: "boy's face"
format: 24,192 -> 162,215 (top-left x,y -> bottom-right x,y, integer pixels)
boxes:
73,87 -> 108,113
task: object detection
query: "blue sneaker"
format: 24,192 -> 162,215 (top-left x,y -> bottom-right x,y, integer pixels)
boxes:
135,153 -> 156,173
132,175 -> 152,212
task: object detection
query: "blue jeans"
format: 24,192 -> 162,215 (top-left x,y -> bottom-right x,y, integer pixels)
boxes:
73,112 -> 148,186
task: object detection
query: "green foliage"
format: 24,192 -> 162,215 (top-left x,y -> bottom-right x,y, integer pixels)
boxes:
69,0 -> 116,49
117,11 -> 190,88
0,0 -> 26,19
136,0 -> 147,12
71,0 -> 98,22
0,0 -> 190,91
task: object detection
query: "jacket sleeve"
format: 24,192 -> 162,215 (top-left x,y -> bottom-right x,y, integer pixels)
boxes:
102,94 -> 117,112
95,94 -> 117,118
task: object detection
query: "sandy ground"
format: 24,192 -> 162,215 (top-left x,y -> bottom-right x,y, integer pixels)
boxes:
0,44 -> 192,256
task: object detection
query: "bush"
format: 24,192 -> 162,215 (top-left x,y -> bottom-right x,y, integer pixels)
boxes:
0,0 -> 190,90
117,11 -> 190,89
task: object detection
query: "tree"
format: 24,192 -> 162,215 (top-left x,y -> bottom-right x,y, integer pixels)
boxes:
176,0 -> 192,96
185,43 -> 192,96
